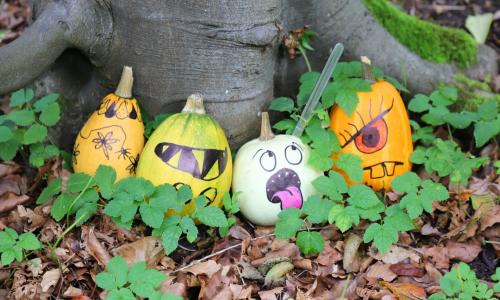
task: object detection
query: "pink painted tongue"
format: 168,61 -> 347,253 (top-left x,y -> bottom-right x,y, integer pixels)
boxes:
272,186 -> 303,209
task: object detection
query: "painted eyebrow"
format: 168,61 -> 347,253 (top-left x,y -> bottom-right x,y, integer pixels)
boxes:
252,148 -> 264,159
292,142 -> 303,151
341,98 -> 394,148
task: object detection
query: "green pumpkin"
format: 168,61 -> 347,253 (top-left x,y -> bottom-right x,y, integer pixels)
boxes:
136,94 -> 232,213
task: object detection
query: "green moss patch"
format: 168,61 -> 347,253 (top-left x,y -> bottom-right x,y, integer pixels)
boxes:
363,0 -> 477,68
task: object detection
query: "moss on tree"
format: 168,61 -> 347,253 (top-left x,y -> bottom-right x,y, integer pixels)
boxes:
363,0 -> 477,68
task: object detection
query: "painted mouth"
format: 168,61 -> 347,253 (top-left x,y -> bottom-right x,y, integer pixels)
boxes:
154,142 -> 228,181
363,161 -> 403,179
266,168 -> 303,209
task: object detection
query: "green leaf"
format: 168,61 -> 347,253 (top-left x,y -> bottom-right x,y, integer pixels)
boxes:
408,94 -> 431,112
195,206 -> 227,227
23,124 -> 47,144
296,231 -> 324,255
95,165 -> 116,199
399,193 -> 422,219
273,118 -> 296,132
176,184 -> 193,204
180,216 -> 198,243
1,249 -> 16,266
474,119 -> 500,147
303,195 -> 334,223
363,223 -> 381,243
33,94 -> 59,112
67,173 -> 94,193
74,202 -> 97,226
37,178 -> 62,204
391,171 -> 421,194
275,208 -> 303,239
269,97 -> 294,113
0,140 -> 19,161
51,194 -> 74,221
385,205 -> 414,232
297,72 -> 320,107
161,225 -> 182,255
347,184 -> 380,208
107,256 -> 129,287
0,126 -> 13,142
443,112 -> 476,129
312,175 -> 342,201
150,183 -> 180,212
9,109 -> 35,126
334,152 -> 363,182
373,223 -> 399,254
139,203 -> 165,229
17,233 -> 41,250
10,89 -> 34,107
39,102 -> 60,126
421,106 -> 449,126
477,100 -> 498,121
328,205 -> 358,232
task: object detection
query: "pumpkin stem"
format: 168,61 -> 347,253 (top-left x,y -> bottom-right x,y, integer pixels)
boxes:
115,66 -> 134,98
182,94 -> 206,114
259,112 -> 275,141
361,56 -> 376,82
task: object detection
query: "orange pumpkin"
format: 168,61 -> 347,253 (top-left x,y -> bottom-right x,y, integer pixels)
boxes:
329,58 -> 413,191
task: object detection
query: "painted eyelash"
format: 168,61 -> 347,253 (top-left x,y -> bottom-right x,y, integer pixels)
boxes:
339,97 -> 394,147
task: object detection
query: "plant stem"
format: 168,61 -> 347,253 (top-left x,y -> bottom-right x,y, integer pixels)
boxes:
66,176 -> 94,224
54,212 -> 87,249
299,45 -> 312,72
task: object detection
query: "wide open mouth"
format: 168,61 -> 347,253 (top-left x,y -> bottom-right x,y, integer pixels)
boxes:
363,161 -> 404,179
154,142 -> 228,181
266,168 -> 303,209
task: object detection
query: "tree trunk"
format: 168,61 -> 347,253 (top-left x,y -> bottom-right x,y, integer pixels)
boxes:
0,0 -> 497,149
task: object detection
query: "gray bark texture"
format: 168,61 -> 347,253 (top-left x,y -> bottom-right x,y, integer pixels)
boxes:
0,0 -> 497,149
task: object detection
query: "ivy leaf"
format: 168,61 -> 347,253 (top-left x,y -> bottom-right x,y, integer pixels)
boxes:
275,208 -> 303,239
297,72 -> 320,107
10,89 -> 34,107
33,93 -> 59,112
391,172 -> 421,194
312,175 -> 342,201
399,193 -> 423,219
176,184 -> 193,204
139,203 -> 165,229
51,194 -> 74,221
9,109 -> 35,126
408,94 -> 431,113
296,231 -> 324,255
39,102 -> 60,126
443,112 -> 476,129
150,184 -> 181,212
477,100 -> 498,121
0,126 -> 13,143
334,152 -> 363,182
96,256 -> 128,290
373,223 -> 399,254
161,225 -> 182,255
0,140 -> 18,161
385,205 -> 414,232
474,119 -> 500,147
269,97 -> 294,113
23,124 -> 47,144
328,205 -> 358,232
273,118 -> 296,132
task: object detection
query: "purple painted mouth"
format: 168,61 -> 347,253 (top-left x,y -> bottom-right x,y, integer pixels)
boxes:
266,168 -> 303,209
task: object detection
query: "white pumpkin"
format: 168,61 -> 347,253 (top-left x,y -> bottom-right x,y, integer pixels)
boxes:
232,112 -> 322,225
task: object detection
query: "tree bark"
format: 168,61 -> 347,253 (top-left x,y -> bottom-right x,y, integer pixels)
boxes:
0,0 -> 497,149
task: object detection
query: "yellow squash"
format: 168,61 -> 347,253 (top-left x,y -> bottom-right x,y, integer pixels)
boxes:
330,57 -> 413,191
136,94 -> 232,212
73,66 -> 144,180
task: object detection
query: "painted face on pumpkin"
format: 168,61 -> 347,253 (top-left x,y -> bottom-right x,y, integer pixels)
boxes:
233,135 -> 321,225
330,81 -> 413,191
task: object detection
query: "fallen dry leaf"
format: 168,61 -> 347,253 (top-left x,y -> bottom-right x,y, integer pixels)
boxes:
380,281 -> 426,300
343,234 -> 362,273
184,260 -> 221,277
258,287 -> 285,300
40,269 -> 61,293
114,236 -> 164,267
370,246 -> 421,264
389,262 -> 425,278
0,193 -> 29,213
366,263 -> 397,282
63,285 -> 83,297
82,226 -> 111,267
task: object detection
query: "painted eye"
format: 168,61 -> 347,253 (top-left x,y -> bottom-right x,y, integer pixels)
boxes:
260,150 -> 276,172
354,118 -> 388,154
285,145 -> 303,165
